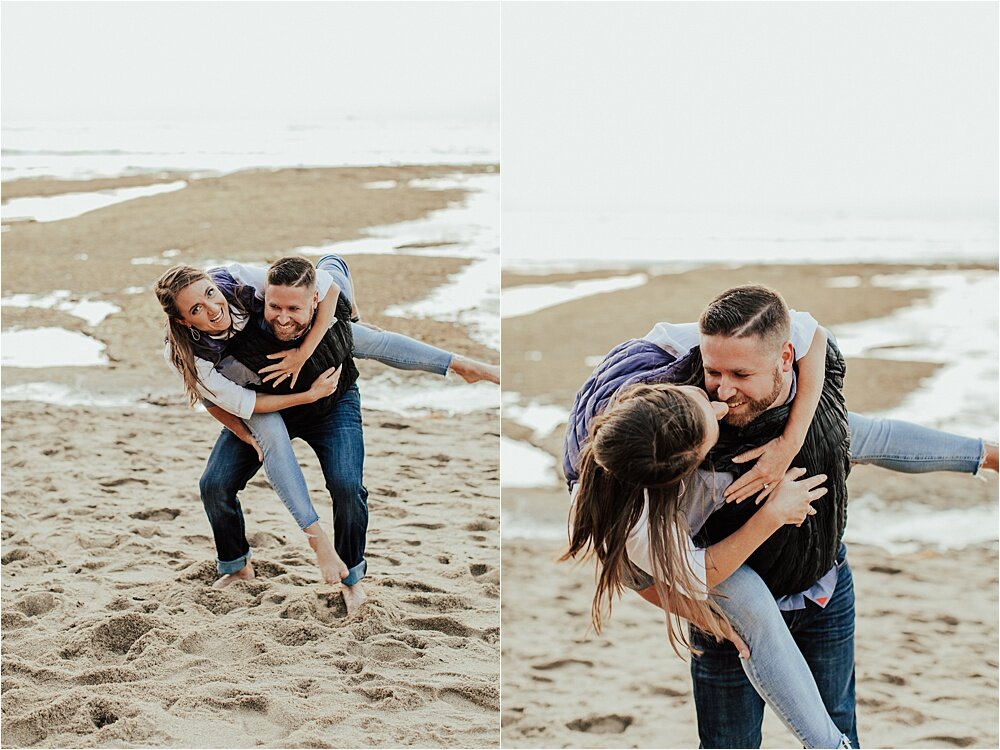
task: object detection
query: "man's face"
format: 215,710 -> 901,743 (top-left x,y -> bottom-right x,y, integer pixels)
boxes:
700,334 -> 793,427
264,283 -> 318,341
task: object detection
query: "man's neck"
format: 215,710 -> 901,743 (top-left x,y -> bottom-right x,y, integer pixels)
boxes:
768,371 -> 794,412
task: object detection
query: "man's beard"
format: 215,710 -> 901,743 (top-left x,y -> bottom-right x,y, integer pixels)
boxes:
723,366 -> 784,427
272,319 -> 310,342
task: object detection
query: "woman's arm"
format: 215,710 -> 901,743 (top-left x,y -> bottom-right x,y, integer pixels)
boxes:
724,326 -> 827,503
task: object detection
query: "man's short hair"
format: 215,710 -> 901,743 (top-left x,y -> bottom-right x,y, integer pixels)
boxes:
267,256 -> 316,289
699,284 -> 791,352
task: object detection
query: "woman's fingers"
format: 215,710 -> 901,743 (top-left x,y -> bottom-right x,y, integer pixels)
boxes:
732,445 -> 766,464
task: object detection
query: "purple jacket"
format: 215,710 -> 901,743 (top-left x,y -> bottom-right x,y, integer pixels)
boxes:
561,338 -> 703,486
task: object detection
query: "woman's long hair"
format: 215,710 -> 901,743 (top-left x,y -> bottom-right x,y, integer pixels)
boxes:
562,383 -> 733,656
154,265 -> 248,407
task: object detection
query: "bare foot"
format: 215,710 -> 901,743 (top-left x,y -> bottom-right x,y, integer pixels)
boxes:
304,522 -> 349,584
982,442 -> 998,473
212,563 -> 255,590
449,355 -> 500,385
342,583 -> 367,615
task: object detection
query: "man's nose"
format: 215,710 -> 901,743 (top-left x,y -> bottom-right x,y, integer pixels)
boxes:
717,379 -> 737,401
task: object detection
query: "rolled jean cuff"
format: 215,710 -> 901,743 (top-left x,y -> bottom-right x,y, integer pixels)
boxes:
217,547 -> 253,575
342,558 -> 367,586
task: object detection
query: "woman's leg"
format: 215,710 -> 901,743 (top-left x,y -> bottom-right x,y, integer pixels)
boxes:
350,322 -> 453,375
848,412 -> 995,474
709,565 -> 849,749
245,412 -> 347,584
318,252 -> 499,383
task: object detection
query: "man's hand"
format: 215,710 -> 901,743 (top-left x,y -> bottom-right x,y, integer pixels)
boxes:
724,436 -> 800,504
259,348 -> 309,389
306,365 -> 342,402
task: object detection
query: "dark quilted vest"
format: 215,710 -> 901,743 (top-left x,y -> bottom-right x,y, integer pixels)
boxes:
676,341 -> 852,596
226,293 -> 359,425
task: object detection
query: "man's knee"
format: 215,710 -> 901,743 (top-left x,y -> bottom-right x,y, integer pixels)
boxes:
200,469 -> 240,507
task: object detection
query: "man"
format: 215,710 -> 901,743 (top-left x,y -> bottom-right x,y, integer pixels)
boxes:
563,285 -> 856,748
199,256 -> 369,614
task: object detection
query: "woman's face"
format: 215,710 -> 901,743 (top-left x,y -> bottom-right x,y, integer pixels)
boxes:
676,385 -> 729,457
174,279 -> 231,334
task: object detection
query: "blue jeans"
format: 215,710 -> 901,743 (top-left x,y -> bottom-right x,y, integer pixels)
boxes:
692,546 -> 856,749
200,386 -> 369,586
848,412 -> 984,474
318,253 -> 453,375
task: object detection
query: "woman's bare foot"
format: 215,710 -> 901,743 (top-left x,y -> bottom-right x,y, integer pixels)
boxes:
304,522 -> 349,584
342,583 -> 367,615
982,442 -> 998,473
449,355 -> 500,385
212,563 -> 255,590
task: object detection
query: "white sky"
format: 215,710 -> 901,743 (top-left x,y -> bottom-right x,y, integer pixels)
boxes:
502,2 -> 998,217
1,1 -> 499,123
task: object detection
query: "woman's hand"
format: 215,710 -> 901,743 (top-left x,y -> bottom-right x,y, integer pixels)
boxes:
259,348 -> 309,389
306,365 -> 342,402
724,436 -> 800,504
225,422 -> 263,462
759,468 -> 828,527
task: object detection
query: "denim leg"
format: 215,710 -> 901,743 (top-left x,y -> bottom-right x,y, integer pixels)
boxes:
787,546 -> 859,748
690,623 -> 765,749
245,412 -> 320,530
350,323 -> 453,375
199,428 -> 264,574
289,385 -> 368,585
848,412 -> 983,474
710,566 -> 844,748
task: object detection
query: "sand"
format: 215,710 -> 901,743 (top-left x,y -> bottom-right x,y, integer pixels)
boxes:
1,165 -> 500,748
500,264 -> 999,749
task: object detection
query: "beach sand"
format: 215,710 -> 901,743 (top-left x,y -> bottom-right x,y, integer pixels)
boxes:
500,264 -> 999,749
1,165 -> 500,748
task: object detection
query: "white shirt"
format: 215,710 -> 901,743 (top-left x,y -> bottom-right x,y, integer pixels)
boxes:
164,263 -> 339,419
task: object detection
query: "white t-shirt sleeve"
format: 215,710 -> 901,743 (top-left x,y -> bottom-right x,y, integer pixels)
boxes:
788,309 -> 819,361
625,491 -> 709,600
162,344 -> 257,419
646,310 -> 820,363
224,262 -> 336,302
643,321 -> 701,358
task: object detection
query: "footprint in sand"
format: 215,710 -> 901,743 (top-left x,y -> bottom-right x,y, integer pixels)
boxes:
916,737 -> 977,748
531,658 -> 594,670
566,714 -> 634,734
128,508 -> 181,521
99,477 -> 149,488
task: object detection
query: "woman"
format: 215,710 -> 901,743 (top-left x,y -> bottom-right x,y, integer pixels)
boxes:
155,254 -> 499,588
563,327 -> 995,750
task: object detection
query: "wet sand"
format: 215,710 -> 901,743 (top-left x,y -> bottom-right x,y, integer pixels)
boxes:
1,165 -> 500,748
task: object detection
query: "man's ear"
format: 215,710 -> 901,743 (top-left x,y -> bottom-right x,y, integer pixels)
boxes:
780,342 -> 794,372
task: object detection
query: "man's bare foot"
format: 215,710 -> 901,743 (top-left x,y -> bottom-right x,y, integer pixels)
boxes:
212,563 -> 255,590
342,583 -> 367,615
304,522 -> 349,584
449,355 -> 500,385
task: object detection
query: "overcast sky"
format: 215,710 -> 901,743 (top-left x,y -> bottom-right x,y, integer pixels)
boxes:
2,1 -> 499,123
503,2 -> 998,217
